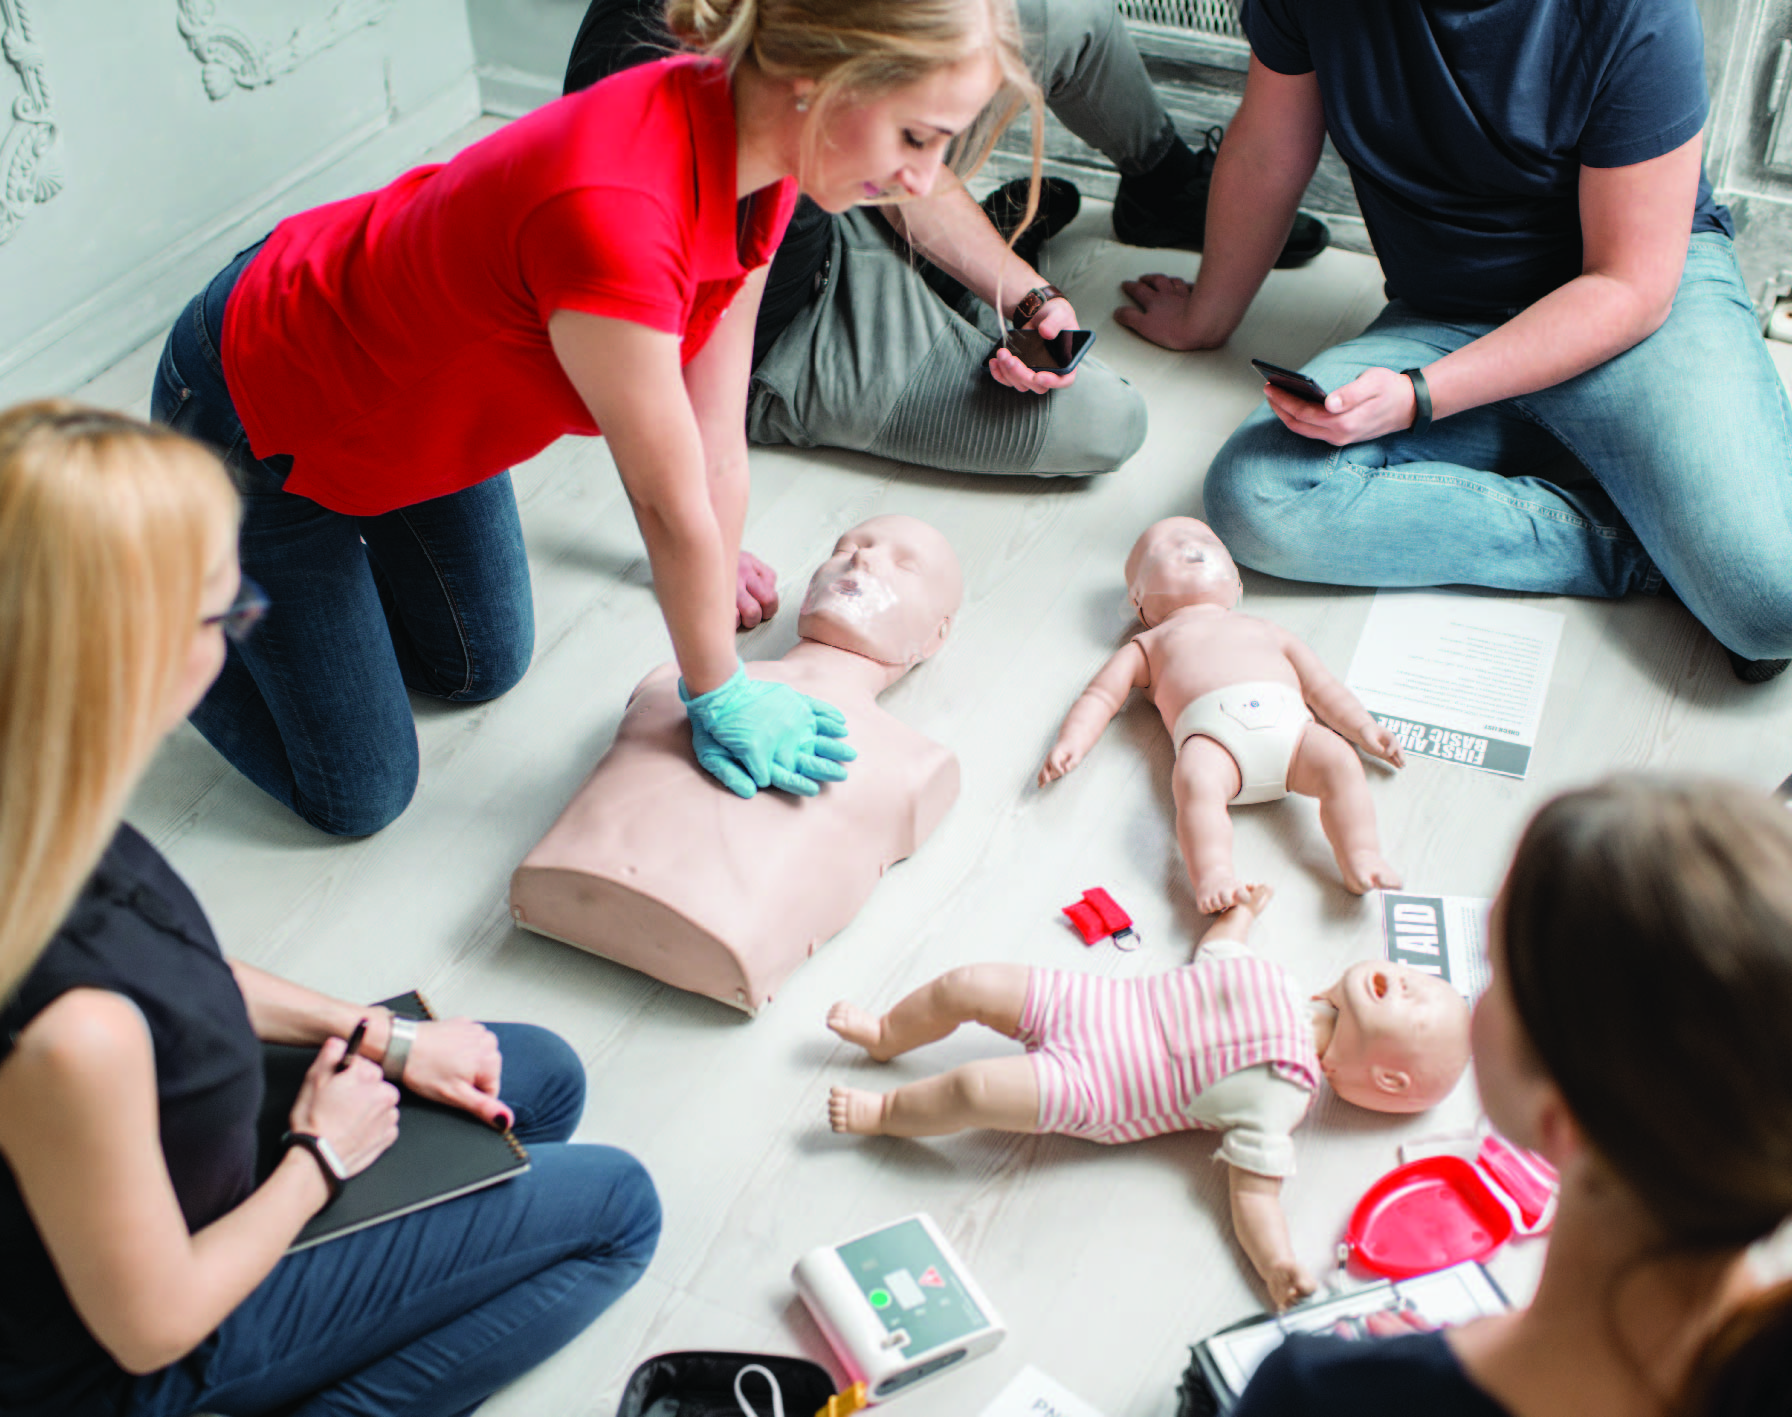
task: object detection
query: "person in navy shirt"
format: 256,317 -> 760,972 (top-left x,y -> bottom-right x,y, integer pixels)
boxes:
1120,0 -> 1792,683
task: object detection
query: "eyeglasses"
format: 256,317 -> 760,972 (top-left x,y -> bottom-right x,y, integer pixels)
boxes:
203,576 -> 269,643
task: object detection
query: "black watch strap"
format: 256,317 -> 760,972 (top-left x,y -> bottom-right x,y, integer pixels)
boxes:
1011,283 -> 1065,326
282,1130 -> 345,1200
1402,367 -> 1433,434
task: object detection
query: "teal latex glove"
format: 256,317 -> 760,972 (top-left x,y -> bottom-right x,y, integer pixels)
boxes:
680,662 -> 857,799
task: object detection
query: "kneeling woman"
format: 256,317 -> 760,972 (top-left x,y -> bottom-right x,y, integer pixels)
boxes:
0,405 -> 660,1417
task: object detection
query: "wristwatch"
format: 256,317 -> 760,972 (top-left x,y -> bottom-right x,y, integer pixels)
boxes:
282,1130 -> 347,1200
1010,283 -> 1066,327
382,1015 -> 417,1085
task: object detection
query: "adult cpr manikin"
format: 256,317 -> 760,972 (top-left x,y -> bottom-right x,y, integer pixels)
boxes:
510,517 -> 962,1012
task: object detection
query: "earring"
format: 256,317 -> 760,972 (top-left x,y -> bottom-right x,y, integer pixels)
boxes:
795,95 -> 810,112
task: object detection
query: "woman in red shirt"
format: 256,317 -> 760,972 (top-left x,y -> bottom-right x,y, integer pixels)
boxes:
152,0 -> 1039,835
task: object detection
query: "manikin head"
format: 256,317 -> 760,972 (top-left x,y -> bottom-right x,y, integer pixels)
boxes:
1315,960 -> 1472,1113
1123,517 -> 1244,628
797,515 -> 963,670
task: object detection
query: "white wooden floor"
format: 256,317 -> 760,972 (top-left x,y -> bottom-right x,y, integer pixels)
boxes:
84,120 -> 1792,1416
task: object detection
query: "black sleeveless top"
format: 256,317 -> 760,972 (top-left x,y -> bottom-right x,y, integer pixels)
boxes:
0,824 -> 263,1416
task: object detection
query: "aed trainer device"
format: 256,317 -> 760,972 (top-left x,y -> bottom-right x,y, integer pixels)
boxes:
794,1213 -> 1006,1403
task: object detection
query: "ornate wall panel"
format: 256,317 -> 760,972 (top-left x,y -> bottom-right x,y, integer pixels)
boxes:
177,0 -> 396,100
0,0 -> 61,245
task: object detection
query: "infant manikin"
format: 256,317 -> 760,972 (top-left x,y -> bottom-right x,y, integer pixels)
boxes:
1039,517 -> 1406,912
827,884 -> 1470,1309
510,516 -> 962,1013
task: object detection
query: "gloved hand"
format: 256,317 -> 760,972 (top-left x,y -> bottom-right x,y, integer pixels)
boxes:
680,662 -> 856,799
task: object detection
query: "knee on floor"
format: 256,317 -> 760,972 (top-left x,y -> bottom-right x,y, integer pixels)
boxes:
1202,424 -> 1330,577
293,750 -> 420,837
1036,374 -> 1147,475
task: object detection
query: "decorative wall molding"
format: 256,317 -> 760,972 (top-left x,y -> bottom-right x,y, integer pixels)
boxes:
176,0 -> 396,101
0,0 -> 61,246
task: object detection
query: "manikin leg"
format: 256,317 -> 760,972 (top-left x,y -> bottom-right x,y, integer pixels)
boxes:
1285,723 -> 1401,894
1172,736 -> 1256,914
829,964 -> 1037,1136
829,1056 -> 1042,1138
827,963 -> 1031,1062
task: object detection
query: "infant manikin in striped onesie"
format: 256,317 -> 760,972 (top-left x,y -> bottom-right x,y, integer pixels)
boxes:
827,884 -> 1470,1311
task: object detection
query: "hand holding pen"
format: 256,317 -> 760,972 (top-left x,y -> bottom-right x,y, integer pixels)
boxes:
288,1019 -> 401,1179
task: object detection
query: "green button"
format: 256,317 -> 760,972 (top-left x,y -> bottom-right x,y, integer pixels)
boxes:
868,1289 -> 892,1309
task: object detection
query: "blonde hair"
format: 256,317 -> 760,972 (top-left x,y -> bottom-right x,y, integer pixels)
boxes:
0,402 -> 238,999
665,0 -> 1045,236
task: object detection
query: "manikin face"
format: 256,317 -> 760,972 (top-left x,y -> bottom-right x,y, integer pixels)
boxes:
1123,517 -> 1244,627
1317,959 -> 1471,1113
798,515 -> 964,667
798,54 -> 1003,214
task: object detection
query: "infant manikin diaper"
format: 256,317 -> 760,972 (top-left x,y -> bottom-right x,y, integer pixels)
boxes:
1172,680 -> 1312,805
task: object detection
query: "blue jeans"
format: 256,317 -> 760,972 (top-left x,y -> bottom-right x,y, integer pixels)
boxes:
1205,233 -> 1792,660
151,245 -> 536,836
124,1024 -> 660,1417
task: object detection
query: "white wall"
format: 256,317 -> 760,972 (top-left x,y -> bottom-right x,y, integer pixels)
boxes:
0,0 -> 481,405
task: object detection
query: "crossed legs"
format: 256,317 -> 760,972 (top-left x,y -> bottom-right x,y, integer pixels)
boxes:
827,965 -> 1041,1138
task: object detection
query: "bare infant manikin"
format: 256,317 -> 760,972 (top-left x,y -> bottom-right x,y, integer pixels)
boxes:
1040,516 -> 1406,913
510,516 -> 963,1013
827,884 -> 1471,1309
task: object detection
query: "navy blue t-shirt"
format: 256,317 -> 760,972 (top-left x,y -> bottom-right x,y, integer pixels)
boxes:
1242,0 -> 1731,318
1233,1332 -> 1514,1416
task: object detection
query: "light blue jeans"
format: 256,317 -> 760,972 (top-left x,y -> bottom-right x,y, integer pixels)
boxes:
1205,233 -> 1792,660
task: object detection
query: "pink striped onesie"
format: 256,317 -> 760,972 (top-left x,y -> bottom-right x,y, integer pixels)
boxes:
1017,943 -> 1321,1150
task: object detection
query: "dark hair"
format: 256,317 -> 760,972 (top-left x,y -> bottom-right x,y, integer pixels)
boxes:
1677,1281 -> 1792,1417
1502,777 -> 1792,1417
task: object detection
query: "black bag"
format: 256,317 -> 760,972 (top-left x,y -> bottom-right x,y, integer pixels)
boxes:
617,1351 -> 839,1417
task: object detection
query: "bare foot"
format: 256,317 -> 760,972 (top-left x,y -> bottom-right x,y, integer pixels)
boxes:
826,1002 -> 895,1061
1339,851 -> 1403,895
1218,881 -> 1275,924
828,1086 -> 888,1135
1193,868 -> 1255,915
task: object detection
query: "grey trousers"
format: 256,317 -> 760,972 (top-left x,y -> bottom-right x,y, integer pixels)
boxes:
745,0 -> 1163,477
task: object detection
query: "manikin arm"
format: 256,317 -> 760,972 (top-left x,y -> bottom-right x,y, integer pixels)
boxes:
1228,1165 -> 1319,1311
1280,633 -> 1405,767
1038,640 -> 1152,784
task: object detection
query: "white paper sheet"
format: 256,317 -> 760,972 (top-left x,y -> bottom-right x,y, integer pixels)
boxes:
1344,591 -> 1565,779
978,1365 -> 1107,1417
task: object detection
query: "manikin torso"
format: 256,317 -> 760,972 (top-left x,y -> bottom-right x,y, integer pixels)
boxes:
510,517 -> 963,1013
1136,608 -> 1301,735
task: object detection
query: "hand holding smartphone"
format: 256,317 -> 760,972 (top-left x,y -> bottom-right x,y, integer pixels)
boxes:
1250,357 -> 1328,404
1003,327 -> 1096,374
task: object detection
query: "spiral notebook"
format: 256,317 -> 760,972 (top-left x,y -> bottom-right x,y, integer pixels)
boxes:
256,991 -> 530,1252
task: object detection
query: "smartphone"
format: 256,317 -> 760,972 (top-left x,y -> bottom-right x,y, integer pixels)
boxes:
1003,327 -> 1096,374
1250,357 -> 1328,403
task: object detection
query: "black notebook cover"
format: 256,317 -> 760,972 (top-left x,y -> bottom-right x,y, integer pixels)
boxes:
256,991 -> 530,1252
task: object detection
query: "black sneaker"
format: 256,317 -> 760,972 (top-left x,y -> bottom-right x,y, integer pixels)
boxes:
1113,125 -> 1329,269
1729,651 -> 1790,684
981,176 -> 1082,270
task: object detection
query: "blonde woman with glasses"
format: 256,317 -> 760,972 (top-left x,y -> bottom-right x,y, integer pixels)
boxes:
0,404 -> 660,1417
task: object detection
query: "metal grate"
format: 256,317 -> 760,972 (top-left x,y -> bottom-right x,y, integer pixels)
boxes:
1117,0 -> 1244,40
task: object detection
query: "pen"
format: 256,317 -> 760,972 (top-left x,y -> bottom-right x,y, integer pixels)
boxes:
334,1017 -> 369,1074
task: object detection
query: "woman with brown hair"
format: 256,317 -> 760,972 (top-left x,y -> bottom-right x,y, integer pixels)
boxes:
1233,775 -> 1792,1417
0,404 -> 660,1417
153,0 -> 1042,836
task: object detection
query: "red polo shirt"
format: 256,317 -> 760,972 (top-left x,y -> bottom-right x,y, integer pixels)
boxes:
222,56 -> 796,516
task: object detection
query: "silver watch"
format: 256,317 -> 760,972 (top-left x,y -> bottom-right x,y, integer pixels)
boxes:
383,1015 -> 417,1085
